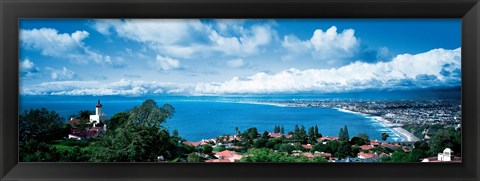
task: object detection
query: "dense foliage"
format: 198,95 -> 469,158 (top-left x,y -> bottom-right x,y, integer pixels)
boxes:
240,148 -> 327,162
18,101 -> 461,163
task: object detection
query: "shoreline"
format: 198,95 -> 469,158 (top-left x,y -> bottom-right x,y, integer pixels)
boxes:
335,108 -> 420,142
226,100 -> 421,143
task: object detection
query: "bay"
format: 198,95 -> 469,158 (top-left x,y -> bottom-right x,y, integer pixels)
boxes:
19,89 -> 460,142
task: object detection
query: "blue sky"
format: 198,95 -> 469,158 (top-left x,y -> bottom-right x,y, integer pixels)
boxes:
19,19 -> 461,96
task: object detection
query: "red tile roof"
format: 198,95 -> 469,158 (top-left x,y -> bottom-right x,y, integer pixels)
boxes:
322,153 -> 332,157
228,136 -> 240,141
381,142 -> 401,147
303,152 -> 314,158
268,133 -> 292,138
183,142 -> 205,147
302,144 -> 313,149
319,136 -> 339,141
67,119 -> 81,125
69,130 -> 97,138
370,140 -> 381,146
90,127 -> 103,131
359,145 -> 373,150
215,150 -> 235,158
357,151 -> 386,159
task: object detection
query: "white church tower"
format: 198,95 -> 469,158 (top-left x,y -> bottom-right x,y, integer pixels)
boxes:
89,100 -> 106,126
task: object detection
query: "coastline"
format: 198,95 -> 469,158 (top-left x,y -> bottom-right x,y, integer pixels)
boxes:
236,100 -> 421,143
335,108 -> 420,142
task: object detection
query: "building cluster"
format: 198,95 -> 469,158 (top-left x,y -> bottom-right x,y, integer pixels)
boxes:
260,99 -> 461,127
182,133 -> 442,163
67,100 -> 107,140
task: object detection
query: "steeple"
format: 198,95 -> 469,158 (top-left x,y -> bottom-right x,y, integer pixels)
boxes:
96,99 -> 103,108
95,100 -> 103,116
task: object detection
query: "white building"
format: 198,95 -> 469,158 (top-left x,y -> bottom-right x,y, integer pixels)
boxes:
89,100 -> 107,126
438,148 -> 454,161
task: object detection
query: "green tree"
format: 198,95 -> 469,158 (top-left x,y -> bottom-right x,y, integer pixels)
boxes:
234,127 -> 239,145
311,156 -> 328,162
201,144 -> 213,154
128,99 -> 175,127
381,132 -> 389,141
254,138 -> 268,148
294,124 -> 300,136
274,125 -> 280,133
59,146 -> 91,162
350,136 -> 367,146
19,108 -> 65,144
240,127 -> 258,145
187,153 -> 204,162
79,110 -> 95,120
335,141 -> 352,159
278,144 -> 295,154
265,138 -> 282,149
408,149 -> 426,162
293,125 -> 308,143
241,148 -> 308,162
172,129 -> 179,137
280,125 -> 285,134
356,133 -> 370,141
307,126 -> 316,144
19,140 -> 61,162
390,148 -> 409,162
90,100 -> 178,162
428,128 -> 461,156
314,125 -> 321,138
338,125 -> 350,141
262,131 -> 270,139
107,111 -> 130,131
339,128 -> 344,140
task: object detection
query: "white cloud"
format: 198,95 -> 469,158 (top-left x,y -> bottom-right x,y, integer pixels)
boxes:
46,67 -> 79,81
20,79 -> 195,96
20,48 -> 461,96
282,26 -> 360,64
194,48 -> 461,95
20,59 -> 39,78
20,28 -> 112,65
226,58 -> 245,68
208,25 -> 274,56
93,19 -> 276,58
20,59 -> 35,70
153,55 -> 181,70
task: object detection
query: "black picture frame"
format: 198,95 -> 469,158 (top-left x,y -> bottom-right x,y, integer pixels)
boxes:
1,0 -> 479,180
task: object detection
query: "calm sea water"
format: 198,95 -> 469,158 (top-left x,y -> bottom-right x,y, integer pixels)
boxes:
19,89 -> 460,142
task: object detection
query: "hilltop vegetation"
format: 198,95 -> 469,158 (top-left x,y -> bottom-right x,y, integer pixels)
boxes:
19,99 -> 461,162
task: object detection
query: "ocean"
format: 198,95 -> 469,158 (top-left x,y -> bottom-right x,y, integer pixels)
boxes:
19,89 -> 461,142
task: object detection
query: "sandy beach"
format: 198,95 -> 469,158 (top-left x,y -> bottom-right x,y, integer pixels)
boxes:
336,108 -> 420,142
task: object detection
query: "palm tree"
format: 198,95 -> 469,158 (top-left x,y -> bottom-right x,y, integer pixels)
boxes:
234,127 -> 239,146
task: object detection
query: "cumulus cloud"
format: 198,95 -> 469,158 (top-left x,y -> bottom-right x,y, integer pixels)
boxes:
20,48 -> 461,96
93,19 -> 276,58
45,67 -> 79,81
152,55 -> 181,70
194,48 -> 461,95
282,26 -> 360,64
20,59 -> 39,78
20,79 -> 195,96
20,28 -> 113,65
208,25 -> 274,56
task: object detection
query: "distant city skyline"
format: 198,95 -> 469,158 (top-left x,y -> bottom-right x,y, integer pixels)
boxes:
19,19 -> 461,96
